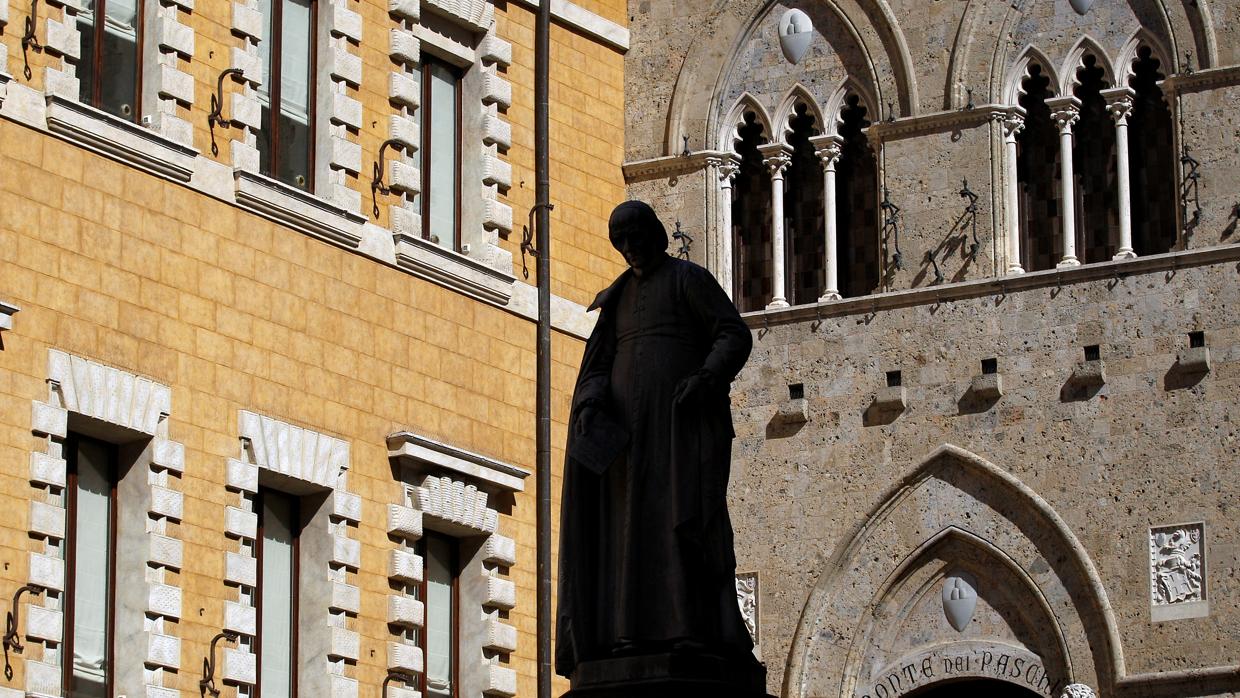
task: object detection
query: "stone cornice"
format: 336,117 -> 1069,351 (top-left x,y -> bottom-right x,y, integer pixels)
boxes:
743,243 -> 1240,328
621,150 -> 725,184
1161,65 -> 1240,94
867,104 -> 1010,141
388,431 -> 530,493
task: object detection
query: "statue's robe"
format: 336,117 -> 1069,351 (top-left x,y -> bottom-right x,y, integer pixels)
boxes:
555,255 -> 754,677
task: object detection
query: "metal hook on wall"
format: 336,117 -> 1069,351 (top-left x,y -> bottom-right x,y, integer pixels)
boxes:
881,187 -> 903,270
925,249 -> 945,284
199,630 -> 238,697
672,220 -> 693,259
207,68 -> 246,157
21,0 -> 44,80
4,584 -> 46,681
521,202 -> 554,280
370,138 -> 406,219
959,177 -> 980,258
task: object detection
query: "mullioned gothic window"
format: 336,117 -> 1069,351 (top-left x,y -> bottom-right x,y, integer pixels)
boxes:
1073,54 -> 1119,263
836,96 -> 879,298
1016,64 -> 1062,272
1128,47 -> 1177,255
732,111 -> 773,313
785,103 -> 825,306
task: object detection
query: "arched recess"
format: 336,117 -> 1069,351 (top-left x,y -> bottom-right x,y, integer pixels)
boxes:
956,0 -> 1216,109
1059,35 -> 1117,97
1003,45 -> 1061,106
823,78 -> 879,136
782,445 -> 1125,698
663,0 -> 917,158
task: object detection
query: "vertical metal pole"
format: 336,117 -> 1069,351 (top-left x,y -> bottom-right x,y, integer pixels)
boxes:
534,0 -> 553,696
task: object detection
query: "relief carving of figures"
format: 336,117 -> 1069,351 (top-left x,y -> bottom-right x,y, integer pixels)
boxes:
1150,525 -> 1205,605
736,572 -> 759,643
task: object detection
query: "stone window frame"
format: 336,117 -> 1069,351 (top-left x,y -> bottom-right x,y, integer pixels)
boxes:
26,350 -> 188,697
227,0 -> 367,244
385,430 -> 529,698
218,410 -> 362,698
386,1 -> 516,286
31,0 -> 199,173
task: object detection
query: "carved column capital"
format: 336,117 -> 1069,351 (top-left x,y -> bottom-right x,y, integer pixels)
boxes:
999,111 -> 1026,140
757,143 -> 793,178
1103,87 -> 1136,125
1047,96 -> 1082,134
709,154 -> 740,183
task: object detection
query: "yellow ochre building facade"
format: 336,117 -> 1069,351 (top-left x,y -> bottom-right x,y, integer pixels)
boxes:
0,0 -> 627,696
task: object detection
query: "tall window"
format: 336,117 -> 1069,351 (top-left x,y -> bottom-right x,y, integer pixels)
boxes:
256,0 -> 315,190
1128,47 -> 1177,255
77,0 -> 142,119
419,533 -> 458,698
1017,64 -> 1061,272
1072,55 -> 1118,263
732,111 -> 772,313
256,488 -> 300,698
421,58 -> 463,251
836,95 -> 879,298
64,434 -> 118,698
785,103 -> 825,306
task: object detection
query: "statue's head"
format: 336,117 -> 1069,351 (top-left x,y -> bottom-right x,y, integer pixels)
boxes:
608,200 -> 669,275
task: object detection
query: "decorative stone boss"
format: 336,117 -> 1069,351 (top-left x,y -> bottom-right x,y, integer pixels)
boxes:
556,201 -> 768,696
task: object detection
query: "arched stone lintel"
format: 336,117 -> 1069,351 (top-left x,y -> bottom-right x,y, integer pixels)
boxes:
1003,44 -> 1063,106
772,83 -> 827,143
718,92 -> 775,155
1059,35 -> 1119,96
782,444 -> 1126,698
1114,29 -> 1175,85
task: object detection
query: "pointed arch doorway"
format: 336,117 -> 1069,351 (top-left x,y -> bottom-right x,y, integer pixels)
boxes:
907,678 -> 1042,698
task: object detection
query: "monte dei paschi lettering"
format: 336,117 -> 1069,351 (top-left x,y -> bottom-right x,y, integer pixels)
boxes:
858,647 -> 1065,698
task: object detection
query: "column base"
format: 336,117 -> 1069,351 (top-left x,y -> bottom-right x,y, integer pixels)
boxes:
818,291 -> 842,302
1006,265 -> 1026,275
1056,257 -> 1081,268
766,299 -> 789,310
1112,249 -> 1137,261
566,650 -> 773,698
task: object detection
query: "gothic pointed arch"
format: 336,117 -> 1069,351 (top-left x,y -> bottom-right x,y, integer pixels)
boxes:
718,92 -> 774,155
1115,28 -> 1173,86
1003,45 -> 1061,106
1060,35 -> 1118,96
782,444 -> 1124,698
773,83 -> 825,145
824,78 -> 879,136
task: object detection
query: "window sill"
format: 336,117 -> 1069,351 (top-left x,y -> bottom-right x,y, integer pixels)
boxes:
392,232 -> 516,305
44,94 -> 198,182
234,169 -> 367,250
387,430 -> 529,494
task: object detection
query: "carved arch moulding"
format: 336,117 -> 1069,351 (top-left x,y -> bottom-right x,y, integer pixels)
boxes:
665,0 -> 918,160
781,444 -> 1123,698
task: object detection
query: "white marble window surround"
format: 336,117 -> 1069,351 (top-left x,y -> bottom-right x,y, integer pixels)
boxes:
382,0 -> 514,284
385,430 -> 527,698
45,93 -> 198,181
228,0 -> 364,218
26,350 -> 186,698
223,410 -> 361,698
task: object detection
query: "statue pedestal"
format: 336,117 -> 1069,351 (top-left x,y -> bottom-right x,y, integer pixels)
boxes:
566,650 -> 773,698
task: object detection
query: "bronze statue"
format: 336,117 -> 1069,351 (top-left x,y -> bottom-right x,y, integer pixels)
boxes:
557,201 -> 764,694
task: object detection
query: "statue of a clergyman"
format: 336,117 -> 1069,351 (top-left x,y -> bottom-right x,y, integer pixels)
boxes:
556,201 -> 763,692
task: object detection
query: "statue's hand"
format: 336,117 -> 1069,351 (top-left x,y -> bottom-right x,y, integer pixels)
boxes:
673,371 -> 711,405
575,404 -> 599,436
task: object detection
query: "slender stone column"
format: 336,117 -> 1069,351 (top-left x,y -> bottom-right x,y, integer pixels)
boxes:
810,134 -> 844,300
711,155 -> 740,299
758,143 -> 793,309
1047,96 -> 1082,267
1104,87 -> 1137,260
998,109 -> 1027,274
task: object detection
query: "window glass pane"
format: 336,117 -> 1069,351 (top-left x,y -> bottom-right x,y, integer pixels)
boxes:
425,535 -> 454,697
71,438 -> 112,698
278,0 -> 313,189
260,491 -> 296,698
427,63 -> 458,250
99,0 -> 140,120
